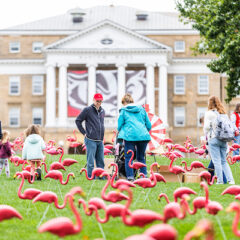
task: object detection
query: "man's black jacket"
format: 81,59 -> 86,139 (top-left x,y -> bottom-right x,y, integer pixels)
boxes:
75,104 -> 105,141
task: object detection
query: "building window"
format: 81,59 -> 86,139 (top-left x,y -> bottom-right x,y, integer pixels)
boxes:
9,108 -> 20,127
174,75 -> 185,95
32,42 -> 43,53
32,76 -> 44,95
197,107 -> 207,127
174,107 -> 185,127
174,41 -> 185,52
198,75 -> 209,94
32,108 -> 43,125
9,42 -> 20,53
9,76 -> 20,95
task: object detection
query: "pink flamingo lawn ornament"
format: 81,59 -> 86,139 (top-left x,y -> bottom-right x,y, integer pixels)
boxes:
181,183 -> 211,215
124,234 -> 155,240
226,202 -> 240,237
44,170 -> 75,185
119,185 -> 163,227
104,144 -> 114,150
10,155 -> 21,164
33,191 -> 70,209
221,185 -> 240,196
194,148 -> 206,156
227,155 -> 240,165
15,172 -> 42,200
112,130 -> 117,143
0,205 -> 23,222
45,140 -> 56,151
108,163 -> 136,189
22,162 -> 31,172
57,147 -> 78,167
83,200 -> 131,224
133,163 -> 159,188
80,167 -> 106,180
138,172 -> 166,183
158,187 -> 197,203
184,219 -> 214,240
104,148 -> 113,155
199,171 -> 217,185
38,187 -> 85,238
33,187 -> 86,209
41,161 -> 66,173
201,182 -> 223,215
161,196 -> 188,223
169,157 -> 186,175
163,138 -> 173,144
100,172 -> 129,203
181,160 -> 206,171
143,223 -> 178,240
66,129 -> 77,143
14,170 -> 37,184
127,150 -> 146,170
78,197 -> 107,217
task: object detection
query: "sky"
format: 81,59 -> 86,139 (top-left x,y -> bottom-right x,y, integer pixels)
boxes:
0,0 -> 177,29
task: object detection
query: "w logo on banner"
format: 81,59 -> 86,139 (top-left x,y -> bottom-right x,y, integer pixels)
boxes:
67,69 -> 147,117
67,70 -> 88,117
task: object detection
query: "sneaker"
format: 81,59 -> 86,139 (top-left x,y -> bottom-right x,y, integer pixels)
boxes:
216,182 -> 223,184
127,178 -> 134,182
36,169 -> 42,181
229,181 -> 235,185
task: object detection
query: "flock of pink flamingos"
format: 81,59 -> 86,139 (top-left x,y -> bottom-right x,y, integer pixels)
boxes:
2,131 -> 240,239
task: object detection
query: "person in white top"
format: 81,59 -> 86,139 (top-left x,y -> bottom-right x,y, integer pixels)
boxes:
230,103 -> 240,156
203,96 -> 235,184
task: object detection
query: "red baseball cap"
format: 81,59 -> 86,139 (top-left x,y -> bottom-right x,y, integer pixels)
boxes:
93,93 -> 103,101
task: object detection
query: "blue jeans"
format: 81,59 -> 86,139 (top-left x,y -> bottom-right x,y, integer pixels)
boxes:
208,160 -> 227,184
124,140 -> 148,180
233,134 -> 240,156
208,137 -> 234,184
85,138 -> 104,178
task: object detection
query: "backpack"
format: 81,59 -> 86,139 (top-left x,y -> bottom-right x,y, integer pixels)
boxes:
212,111 -> 235,142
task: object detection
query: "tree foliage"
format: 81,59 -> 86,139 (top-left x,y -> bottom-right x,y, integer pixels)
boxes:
176,0 -> 240,102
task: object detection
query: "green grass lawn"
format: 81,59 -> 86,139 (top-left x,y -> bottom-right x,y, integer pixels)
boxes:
0,154 -> 239,240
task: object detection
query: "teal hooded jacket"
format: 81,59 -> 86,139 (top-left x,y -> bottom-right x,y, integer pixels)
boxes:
117,105 -> 152,141
22,134 -> 46,160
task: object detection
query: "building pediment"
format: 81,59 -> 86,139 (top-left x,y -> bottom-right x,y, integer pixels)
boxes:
44,20 -> 171,52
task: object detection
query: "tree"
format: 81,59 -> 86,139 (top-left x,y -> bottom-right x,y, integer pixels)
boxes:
176,0 -> 240,103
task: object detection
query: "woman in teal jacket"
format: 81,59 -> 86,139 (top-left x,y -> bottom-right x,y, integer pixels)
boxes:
118,94 -> 151,181
22,124 -> 46,180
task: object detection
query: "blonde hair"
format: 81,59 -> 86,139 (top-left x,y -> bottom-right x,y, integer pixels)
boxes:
208,96 -> 226,114
25,124 -> 40,137
122,93 -> 134,105
2,130 -> 10,143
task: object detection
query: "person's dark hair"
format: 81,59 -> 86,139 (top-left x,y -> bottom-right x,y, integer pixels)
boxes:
25,124 -> 40,137
234,103 -> 240,113
208,96 -> 226,114
199,116 -> 204,125
122,93 -> 134,105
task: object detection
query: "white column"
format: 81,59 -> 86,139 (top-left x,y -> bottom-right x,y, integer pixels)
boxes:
87,63 -> 97,105
158,63 -> 168,126
45,63 -> 56,127
117,63 -> 127,112
145,63 -> 155,113
58,62 -> 69,126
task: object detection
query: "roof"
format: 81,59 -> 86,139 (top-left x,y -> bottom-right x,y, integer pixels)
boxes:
2,5 -> 192,31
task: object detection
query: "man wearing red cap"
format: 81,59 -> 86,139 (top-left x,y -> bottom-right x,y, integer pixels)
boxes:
75,93 -> 105,178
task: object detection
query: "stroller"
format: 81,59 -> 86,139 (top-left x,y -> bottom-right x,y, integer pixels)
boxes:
113,137 -> 137,179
